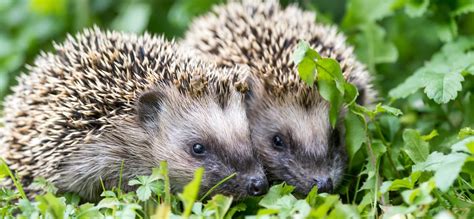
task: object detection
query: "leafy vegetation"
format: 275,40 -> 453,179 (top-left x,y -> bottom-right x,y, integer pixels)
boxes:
1,0 -> 474,218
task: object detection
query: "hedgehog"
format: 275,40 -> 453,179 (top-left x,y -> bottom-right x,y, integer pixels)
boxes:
0,27 -> 269,201
183,0 -> 375,194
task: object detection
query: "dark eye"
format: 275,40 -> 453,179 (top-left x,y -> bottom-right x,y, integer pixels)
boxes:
272,135 -> 287,150
192,143 -> 206,156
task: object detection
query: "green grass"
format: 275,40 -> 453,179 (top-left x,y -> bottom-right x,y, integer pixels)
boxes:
1,0 -> 474,218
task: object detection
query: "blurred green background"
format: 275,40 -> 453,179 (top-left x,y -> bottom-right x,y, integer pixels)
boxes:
0,0 -> 473,102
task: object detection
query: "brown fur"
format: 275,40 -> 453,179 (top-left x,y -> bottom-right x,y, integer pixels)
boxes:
183,0 -> 375,194
0,27 -> 266,201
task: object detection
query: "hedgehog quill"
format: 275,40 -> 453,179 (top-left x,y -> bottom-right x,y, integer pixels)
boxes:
183,0 -> 375,194
0,27 -> 268,201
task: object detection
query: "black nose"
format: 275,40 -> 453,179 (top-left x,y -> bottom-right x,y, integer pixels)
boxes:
315,178 -> 333,193
247,177 -> 269,196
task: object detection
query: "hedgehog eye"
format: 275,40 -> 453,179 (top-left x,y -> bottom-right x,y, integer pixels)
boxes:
272,135 -> 287,150
192,143 -> 206,156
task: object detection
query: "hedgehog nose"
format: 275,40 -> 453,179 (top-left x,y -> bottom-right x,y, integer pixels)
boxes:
247,177 -> 269,196
314,178 -> 333,193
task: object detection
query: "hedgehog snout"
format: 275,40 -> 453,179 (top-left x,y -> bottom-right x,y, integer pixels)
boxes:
246,176 -> 269,196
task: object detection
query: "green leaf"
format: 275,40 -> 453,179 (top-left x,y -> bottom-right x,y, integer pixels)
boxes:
421,129 -> 438,141
344,110 -> 366,161
30,0 -> 66,16
136,184 -> 152,202
317,58 -> 345,93
401,180 -> 435,205
452,1 -> 474,16
405,0 -> 430,17
179,167 -> 204,218
452,136 -> 474,154
159,161 -> 171,205
259,183 -> 294,209
342,0 -> 396,27
203,194 -> 233,219
354,23 -> 398,67
388,70 -> 427,99
327,202 -> 360,219
381,205 -> 417,219
31,177 -> 58,194
298,57 -> 317,86
458,127 -> 474,139
423,70 -> 464,104
402,129 -> 430,164
168,0 -> 219,28
36,193 -> 67,219
375,104 -> 403,117
343,82 -> 359,105
225,203 -> 246,219
307,194 -> 339,217
292,41 -> 311,65
0,158 -> 26,199
380,171 -> 421,193
413,152 -> 468,191
390,38 -> 474,103
318,77 -> 343,128
111,3 -> 151,33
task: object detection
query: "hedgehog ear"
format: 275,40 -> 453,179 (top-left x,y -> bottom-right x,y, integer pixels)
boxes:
243,75 -> 263,104
137,90 -> 166,126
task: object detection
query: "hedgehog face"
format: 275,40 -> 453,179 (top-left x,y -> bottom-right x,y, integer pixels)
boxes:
137,87 -> 268,199
245,85 -> 347,195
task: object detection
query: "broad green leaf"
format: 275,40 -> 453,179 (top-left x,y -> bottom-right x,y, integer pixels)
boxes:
423,71 -> 464,104
327,203 -> 360,219
402,129 -> 429,164
344,110 -> 366,161
405,0 -> 430,17
392,37 -> 474,102
292,41 -> 311,65
381,205 -> 417,219
36,193 -> 67,219
318,77 -> 343,128
388,70 -> 427,99
76,203 -> 102,219
401,180 -> 435,205
452,136 -> 474,154
413,152 -> 468,191
136,184 -> 152,202
298,57 -> 317,86
317,58 -> 345,93
259,183 -> 294,209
